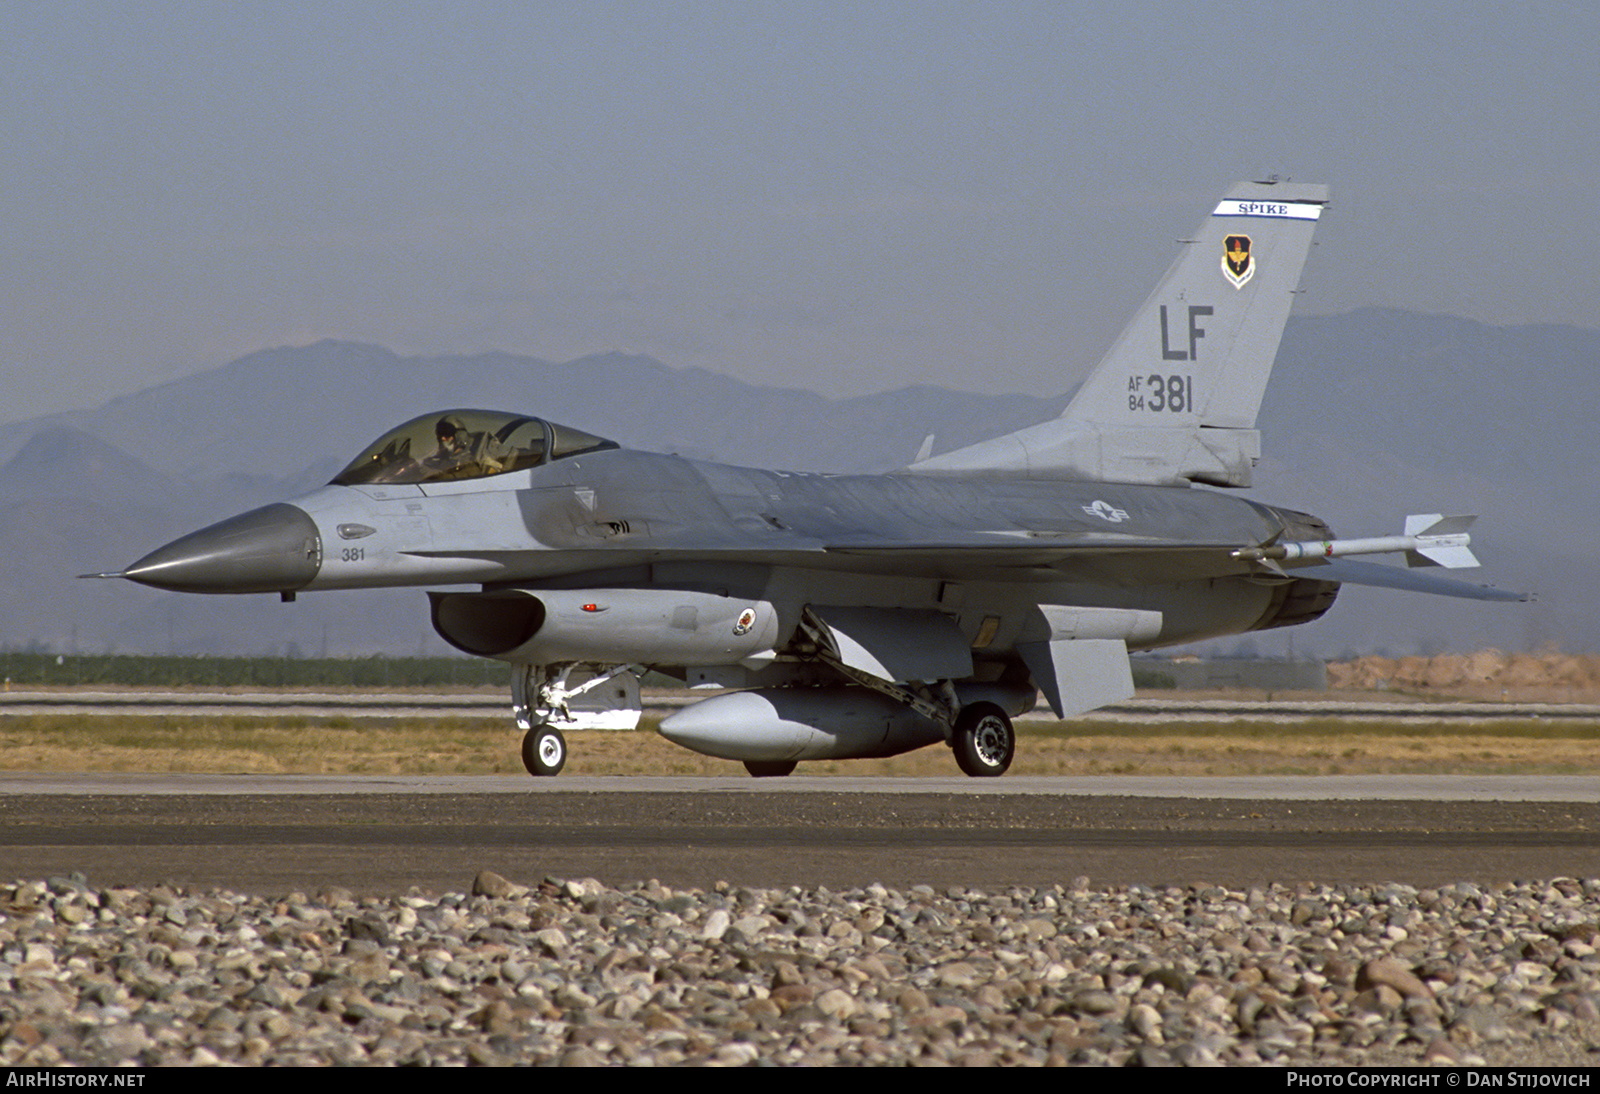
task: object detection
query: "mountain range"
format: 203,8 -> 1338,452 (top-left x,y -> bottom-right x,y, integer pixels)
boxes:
1,307 -> 1592,660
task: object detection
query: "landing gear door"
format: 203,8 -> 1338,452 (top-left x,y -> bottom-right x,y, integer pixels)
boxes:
806,606 -> 973,684
1016,639 -> 1134,719
513,664 -> 643,732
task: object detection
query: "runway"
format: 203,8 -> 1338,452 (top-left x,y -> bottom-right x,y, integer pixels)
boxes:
3,772 -> 1598,799
6,689 -> 1598,722
2,775 -> 1596,896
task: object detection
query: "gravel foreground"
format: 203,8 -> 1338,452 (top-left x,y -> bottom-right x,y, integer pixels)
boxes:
3,873 -> 1600,1066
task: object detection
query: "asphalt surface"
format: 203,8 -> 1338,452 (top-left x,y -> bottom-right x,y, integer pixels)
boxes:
2,776 -> 1597,896
7,689 -> 1599,722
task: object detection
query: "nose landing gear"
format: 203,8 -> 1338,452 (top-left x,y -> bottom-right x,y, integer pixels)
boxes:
521,725 -> 567,777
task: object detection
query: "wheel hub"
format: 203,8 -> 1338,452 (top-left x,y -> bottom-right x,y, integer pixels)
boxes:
539,734 -> 564,766
973,717 -> 1008,767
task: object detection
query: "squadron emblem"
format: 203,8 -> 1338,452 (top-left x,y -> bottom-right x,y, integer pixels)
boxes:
1222,234 -> 1254,289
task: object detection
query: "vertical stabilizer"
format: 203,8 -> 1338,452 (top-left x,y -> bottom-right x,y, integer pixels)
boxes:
911,180 -> 1329,486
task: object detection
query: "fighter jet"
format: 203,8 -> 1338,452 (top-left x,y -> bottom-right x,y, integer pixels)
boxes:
94,181 -> 1521,778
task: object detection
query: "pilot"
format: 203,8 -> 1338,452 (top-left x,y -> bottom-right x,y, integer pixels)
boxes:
424,415 -> 507,479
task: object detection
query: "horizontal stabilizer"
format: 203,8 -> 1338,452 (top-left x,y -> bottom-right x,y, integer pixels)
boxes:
1315,558 -> 1529,602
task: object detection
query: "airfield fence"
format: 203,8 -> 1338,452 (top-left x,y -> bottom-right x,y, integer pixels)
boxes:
0,651 -> 1324,693
0,651 -> 510,689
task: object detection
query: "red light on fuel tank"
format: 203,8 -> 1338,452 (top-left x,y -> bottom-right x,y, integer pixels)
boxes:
581,603 -> 604,612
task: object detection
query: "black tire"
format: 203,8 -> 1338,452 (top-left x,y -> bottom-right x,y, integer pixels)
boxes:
951,703 -> 1014,777
744,759 -> 798,778
521,726 -> 567,777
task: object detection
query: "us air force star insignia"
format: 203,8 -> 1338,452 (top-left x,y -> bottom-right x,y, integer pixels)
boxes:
1082,500 -> 1130,523
732,607 -> 758,636
1222,234 -> 1254,289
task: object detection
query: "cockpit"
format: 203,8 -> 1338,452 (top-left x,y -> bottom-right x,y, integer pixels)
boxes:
331,409 -> 619,486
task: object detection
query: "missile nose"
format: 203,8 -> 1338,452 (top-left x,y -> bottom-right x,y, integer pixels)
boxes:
116,503 -> 322,594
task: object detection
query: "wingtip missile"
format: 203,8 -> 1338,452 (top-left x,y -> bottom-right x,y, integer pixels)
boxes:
1234,513 -> 1482,570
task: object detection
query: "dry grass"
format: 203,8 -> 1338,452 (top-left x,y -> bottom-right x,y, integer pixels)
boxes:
1008,719 -> 1600,777
0,715 -> 529,776
0,713 -> 1595,777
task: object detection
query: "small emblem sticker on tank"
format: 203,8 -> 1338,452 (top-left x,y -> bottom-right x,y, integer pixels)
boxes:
733,607 -> 758,636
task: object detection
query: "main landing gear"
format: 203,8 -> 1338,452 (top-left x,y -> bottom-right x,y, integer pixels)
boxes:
950,702 -> 1016,777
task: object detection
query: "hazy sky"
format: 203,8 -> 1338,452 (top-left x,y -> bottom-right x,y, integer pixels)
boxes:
4,1 -> 1596,424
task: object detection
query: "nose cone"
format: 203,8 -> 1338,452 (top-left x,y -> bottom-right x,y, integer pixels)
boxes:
120,503 -> 322,594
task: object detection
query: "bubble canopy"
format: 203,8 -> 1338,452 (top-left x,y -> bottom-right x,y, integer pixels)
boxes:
331,409 -> 619,486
